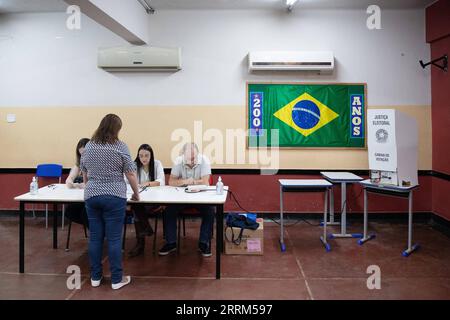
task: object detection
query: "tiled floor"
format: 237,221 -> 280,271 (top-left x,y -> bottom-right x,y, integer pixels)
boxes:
1,215 -> 450,300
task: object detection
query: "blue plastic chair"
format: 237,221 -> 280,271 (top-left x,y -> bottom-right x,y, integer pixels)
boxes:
35,164 -> 63,229
37,164 -> 63,179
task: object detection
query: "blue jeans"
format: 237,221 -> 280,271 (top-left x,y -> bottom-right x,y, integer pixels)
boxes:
85,195 -> 126,284
163,205 -> 215,245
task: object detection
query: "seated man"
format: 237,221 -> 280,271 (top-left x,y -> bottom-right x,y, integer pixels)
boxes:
159,142 -> 214,257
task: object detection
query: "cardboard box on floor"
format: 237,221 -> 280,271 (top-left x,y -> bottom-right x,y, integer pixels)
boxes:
224,218 -> 264,255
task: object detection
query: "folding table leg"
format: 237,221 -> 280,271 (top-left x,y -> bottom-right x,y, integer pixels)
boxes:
320,189 -> 331,252
358,188 -> 376,245
402,191 -> 419,257
279,186 -> 286,252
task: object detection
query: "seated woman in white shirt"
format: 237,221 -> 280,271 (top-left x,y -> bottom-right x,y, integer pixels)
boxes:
128,144 -> 165,258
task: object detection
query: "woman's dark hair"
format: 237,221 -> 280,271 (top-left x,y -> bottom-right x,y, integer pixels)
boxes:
91,114 -> 122,144
76,138 -> 90,166
134,144 -> 155,182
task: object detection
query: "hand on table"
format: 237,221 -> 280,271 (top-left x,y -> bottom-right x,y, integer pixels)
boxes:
131,193 -> 140,201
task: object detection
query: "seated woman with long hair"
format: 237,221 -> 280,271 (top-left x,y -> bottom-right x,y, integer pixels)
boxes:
128,143 -> 165,258
65,138 -> 90,226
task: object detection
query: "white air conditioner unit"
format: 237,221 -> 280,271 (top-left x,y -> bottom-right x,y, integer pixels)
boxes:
248,51 -> 334,72
98,46 -> 181,71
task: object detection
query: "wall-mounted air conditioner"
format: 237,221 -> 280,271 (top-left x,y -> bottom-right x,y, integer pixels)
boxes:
98,46 -> 181,71
248,51 -> 334,72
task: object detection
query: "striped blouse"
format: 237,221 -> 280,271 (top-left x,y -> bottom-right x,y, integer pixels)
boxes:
80,140 -> 136,200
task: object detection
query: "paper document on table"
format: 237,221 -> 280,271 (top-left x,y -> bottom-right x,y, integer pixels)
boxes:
186,185 -> 208,192
185,186 -> 229,193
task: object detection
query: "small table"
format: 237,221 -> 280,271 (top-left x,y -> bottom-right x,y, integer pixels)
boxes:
320,172 -> 363,239
358,180 -> 420,257
279,179 -> 333,252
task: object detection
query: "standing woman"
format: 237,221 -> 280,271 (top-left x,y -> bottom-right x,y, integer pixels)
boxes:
128,144 -> 165,258
80,114 -> 140,290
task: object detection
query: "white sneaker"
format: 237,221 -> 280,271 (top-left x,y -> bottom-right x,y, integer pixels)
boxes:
111,276 -> 131,290
91,277 -> 102,287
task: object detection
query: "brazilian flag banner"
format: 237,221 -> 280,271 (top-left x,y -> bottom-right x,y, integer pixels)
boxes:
247,83 -> 366,148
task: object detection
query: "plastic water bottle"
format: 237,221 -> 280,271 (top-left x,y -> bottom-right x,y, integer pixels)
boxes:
216,176 -> 224,195
30,176 -> 38,195
33,177 -> 38,194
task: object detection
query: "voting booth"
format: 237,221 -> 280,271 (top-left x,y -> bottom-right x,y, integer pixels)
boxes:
367,109 -> 418,187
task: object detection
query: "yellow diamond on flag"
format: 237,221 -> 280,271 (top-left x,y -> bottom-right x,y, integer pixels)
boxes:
273,92 -> 339,137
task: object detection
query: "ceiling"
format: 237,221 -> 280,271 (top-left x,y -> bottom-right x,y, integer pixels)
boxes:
0,0 -> 436,13
0,0 -> 66,13
149,0 -> 435,10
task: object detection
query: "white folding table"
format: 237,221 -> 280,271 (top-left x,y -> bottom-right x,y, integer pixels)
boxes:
358,180 -> 420,257
14,184 -> 228,279
320,172 -> 363,239
279,179 -> 333,252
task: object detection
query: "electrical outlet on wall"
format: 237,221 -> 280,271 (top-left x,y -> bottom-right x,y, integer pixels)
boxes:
7,114 -> 16,123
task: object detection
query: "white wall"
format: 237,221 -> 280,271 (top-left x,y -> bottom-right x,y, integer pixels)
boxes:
0,8 -> 430,107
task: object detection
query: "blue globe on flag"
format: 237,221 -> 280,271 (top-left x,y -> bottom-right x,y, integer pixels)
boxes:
291,100 -> 321,129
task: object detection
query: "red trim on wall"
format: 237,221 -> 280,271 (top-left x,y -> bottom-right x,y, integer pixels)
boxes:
0,173 -> 433,214
427,0 -> 450,220
432,178 -> 450,220
426,0 -> 450,43
430,37 -> 450,175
